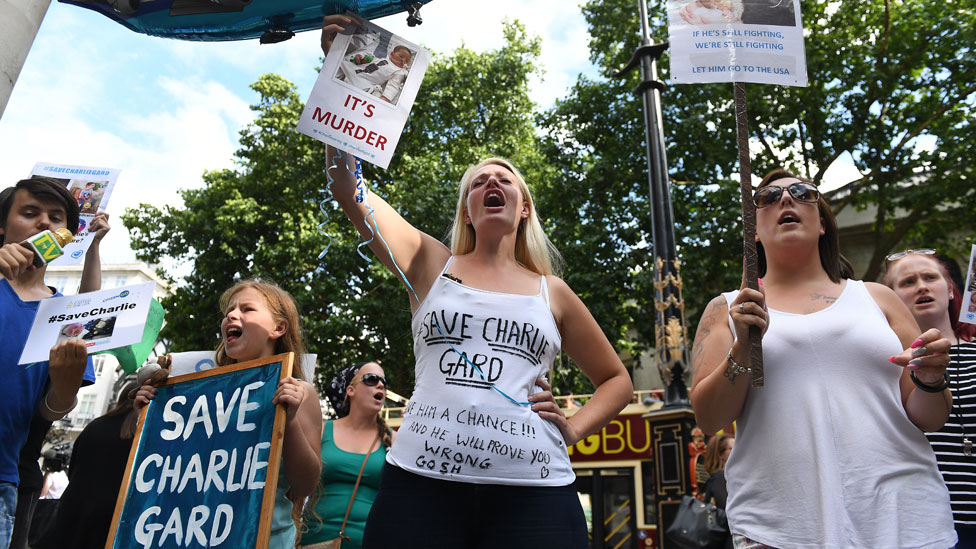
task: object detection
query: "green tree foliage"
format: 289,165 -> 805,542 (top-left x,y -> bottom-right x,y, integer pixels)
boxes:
122,24 -> 551,394
542,0 -> 976,340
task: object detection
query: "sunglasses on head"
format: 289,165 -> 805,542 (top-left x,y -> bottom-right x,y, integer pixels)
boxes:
752,182 -> 821,209
356,373 -> 388,387
884,248 -> 937,266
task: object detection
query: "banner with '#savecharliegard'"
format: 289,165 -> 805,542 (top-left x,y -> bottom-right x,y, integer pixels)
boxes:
29,162 -> 120,266
668,0 -> 808,87
297,17 -> 430,169
107,353 -> 293,549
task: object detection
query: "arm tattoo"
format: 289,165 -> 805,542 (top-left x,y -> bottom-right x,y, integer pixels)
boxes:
691,298 -> 724,381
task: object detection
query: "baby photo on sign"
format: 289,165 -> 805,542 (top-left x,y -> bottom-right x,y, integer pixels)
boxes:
57,316 -> 117,344
334,24 -> 417,106
672,0 -> 797,27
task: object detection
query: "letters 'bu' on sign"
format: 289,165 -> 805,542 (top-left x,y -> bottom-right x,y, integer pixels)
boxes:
106,353 -> 293,549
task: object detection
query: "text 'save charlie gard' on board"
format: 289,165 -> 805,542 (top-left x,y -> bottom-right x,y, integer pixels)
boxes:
107,353 -> 294,549
668,0 -> 808,86
297,17 -> 430,169
29,162 -> 120,266
19,282 -> 156,364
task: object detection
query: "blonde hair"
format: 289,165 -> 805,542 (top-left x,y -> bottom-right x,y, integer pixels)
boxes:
448,158 -> 563,276
214,279 -> 311,540
214,279 -> 307,379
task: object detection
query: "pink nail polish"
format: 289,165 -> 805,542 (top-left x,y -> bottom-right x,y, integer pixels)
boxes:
911,338 -> 924,349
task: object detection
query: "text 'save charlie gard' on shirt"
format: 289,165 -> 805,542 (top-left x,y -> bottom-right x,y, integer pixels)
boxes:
387,259 -> 573,486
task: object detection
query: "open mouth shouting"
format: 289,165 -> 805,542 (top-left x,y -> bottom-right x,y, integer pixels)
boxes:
778,211 -> 799,225
484,189 -> 505,210
224,324 -> 243,346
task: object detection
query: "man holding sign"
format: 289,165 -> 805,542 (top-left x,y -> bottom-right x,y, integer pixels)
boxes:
0,178 -> 96,547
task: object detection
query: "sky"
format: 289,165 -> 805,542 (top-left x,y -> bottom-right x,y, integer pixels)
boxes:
0,1 -> 599,265
0,1 -> 863,268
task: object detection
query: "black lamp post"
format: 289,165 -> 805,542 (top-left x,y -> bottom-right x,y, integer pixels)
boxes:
615,0 -> 690,409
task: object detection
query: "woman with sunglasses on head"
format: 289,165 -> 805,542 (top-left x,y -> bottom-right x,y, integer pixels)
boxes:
883,249 -> 976,545
301,362 -> 394,549
690,169 -> 956,548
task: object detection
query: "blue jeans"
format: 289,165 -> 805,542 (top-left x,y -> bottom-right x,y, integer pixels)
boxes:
0,482 -> 17,549
363,463 -> 587,548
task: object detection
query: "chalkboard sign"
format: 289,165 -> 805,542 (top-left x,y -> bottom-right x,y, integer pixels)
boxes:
106,353 -> 293,549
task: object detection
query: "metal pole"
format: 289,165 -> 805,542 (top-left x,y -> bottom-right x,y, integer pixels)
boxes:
615,0 -> 690,408
0,0 -> 52,122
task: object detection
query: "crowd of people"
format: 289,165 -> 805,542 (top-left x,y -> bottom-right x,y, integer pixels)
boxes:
0,16 -> 973,549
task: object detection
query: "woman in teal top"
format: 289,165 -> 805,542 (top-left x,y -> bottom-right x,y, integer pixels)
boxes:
302,362 -> 394,549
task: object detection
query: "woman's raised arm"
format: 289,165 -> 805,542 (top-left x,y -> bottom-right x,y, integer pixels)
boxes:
326,148 -> 449,307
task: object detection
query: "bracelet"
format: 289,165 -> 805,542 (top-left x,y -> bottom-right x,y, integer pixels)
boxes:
43,394 -> 78,415
910,371 -> 950,393
723,351 -> 751,384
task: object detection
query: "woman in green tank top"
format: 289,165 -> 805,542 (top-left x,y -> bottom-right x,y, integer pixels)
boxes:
301,362 -> 394,549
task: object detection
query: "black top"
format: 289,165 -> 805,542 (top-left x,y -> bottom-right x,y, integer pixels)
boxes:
42,411 -> 135,549
17,415 -> 53,492
926,342 -> 976,528
702,469 -> 729,510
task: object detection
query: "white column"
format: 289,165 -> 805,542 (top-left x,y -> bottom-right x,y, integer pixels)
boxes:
0,0 -> 52,121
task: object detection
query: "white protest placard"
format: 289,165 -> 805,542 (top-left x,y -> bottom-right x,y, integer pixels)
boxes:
960,244 -> 976,326
29,162 -> 121,266
668,0 -> 807,86
20,282 -> 155,364
169,351 -> 318,383
298,18 -> 430,169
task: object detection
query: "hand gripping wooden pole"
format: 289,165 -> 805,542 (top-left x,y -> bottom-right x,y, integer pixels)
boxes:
733,82 -> 764,387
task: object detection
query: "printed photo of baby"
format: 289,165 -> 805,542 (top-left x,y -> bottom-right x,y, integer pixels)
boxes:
334,25 -> 416,106
676,0 -> 743,25
56,316 -> 117,344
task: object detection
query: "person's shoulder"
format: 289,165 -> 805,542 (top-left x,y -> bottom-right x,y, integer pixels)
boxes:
862,280 -> 913,320
864,280 -> 900,303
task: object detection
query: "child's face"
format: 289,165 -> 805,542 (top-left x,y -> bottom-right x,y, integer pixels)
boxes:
390,48 -> 411,69
221,288 -> 285,363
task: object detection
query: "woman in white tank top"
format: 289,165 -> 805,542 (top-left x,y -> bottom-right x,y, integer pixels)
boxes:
689,169 -> 956,548
318,47 -> 633,543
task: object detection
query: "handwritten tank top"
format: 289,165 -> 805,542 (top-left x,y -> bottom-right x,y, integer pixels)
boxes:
387,257 -> 574,486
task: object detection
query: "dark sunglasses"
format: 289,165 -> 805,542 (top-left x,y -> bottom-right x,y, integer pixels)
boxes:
752,182 -> 821,209
356,373 -> 388,387
884,248 -> 936,266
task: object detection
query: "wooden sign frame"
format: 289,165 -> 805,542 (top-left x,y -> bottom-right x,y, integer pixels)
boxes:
105,352 -> 294,548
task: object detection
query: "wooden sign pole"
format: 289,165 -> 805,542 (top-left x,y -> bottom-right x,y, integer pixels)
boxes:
733,82 -> 764,387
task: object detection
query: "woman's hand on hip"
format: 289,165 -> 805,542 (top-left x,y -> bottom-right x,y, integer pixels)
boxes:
530,377 -> 581,446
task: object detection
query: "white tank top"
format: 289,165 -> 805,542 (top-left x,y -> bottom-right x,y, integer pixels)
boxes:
721,280 -> 956,547
387,258 -> 574,485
